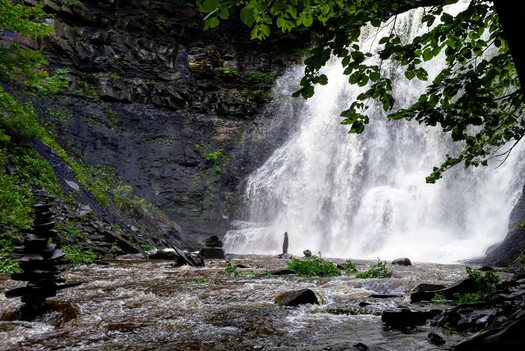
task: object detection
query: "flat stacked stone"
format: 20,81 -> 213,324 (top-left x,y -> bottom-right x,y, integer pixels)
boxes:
5,200 -> 79,318
200,235 -> 225,259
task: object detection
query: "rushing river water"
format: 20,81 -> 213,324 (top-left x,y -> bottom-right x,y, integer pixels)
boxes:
1,256 -> 506,351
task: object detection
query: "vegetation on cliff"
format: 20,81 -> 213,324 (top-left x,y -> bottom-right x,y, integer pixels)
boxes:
0,1 -> 173,272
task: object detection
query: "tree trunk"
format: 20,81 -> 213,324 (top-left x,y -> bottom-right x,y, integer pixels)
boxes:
493,0 -> 525,93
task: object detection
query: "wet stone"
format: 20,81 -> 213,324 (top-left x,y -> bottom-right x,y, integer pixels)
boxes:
381,308 -> 442,328
428,332 -> 446,345
392,257 -> 412,266
274,289 -> 319,307
5,200 -> 80,319
199,247 -> 225,259
204,235 -> 223,247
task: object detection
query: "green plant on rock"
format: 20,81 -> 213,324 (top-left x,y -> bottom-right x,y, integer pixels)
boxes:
343,260 -> 357,273
218,66 -> 240,76
431,293 -> 447,304
517,249 -> 525,264
287,253 -> 341,277
244,269 -> 255,277
57,221 -> 88,240
452,266 -> 501,304
0,234 -> 22,273
0,145 -> 62,230
194,143 -> 230,173
61,244 -> 96,266
247,70 -> 276,84
355,259 -> 391,279
453,292 -> 482,304
225,260 -> 239,277
466,266 -> 500,295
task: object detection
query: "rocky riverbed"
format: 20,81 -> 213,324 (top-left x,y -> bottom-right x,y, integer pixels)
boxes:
2,255 -> 522,350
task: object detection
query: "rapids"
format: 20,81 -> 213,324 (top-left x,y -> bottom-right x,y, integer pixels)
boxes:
1,257 -> 505,350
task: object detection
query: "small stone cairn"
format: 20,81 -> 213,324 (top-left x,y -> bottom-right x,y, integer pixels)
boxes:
5,199 -> 80,319
199,235 -> 225,259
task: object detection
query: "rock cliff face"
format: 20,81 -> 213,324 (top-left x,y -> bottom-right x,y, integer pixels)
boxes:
36,0 -> 309,245
482,185 -> 525,266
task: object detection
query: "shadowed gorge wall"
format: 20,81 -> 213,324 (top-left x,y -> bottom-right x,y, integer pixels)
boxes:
35,0 -> 309,245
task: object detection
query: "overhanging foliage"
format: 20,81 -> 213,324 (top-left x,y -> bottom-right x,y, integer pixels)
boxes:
197,0 -> 524,182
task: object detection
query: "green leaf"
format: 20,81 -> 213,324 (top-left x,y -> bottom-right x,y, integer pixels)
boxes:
378,36 -> 389,45
200,0 -> 219,13
240,6 -> 256,26
318,74 -> 328,85
370,18 -> 381,27
351,51 -> 365,64
218,7 -> 229,19
205,16 -> 220,29
405,70 -> 416,80
303,14 -> 313,27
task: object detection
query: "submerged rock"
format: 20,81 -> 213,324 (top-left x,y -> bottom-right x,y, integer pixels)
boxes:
274,289 -> 318,307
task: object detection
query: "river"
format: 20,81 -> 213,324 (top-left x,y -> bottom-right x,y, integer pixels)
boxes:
1,256 -> 502,350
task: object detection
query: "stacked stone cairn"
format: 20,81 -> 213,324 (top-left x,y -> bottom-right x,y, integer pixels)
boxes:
5,201 -> 79,319
199,235 -> 225,259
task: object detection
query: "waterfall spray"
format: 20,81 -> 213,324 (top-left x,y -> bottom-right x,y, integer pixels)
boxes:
224,3 -> 525,263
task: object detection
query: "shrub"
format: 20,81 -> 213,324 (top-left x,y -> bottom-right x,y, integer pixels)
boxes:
466,266 -> 500,294
225,260 -> 239,277
62,245 -> 96,266
355,259 -> 391,279
287,254 -> 341,277
431,293 -> 447,303
343,260 -> 357,273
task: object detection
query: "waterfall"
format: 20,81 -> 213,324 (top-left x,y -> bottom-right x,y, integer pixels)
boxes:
224,3 -> 525,263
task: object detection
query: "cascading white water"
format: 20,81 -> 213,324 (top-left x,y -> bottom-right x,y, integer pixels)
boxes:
224,3 -> 525,263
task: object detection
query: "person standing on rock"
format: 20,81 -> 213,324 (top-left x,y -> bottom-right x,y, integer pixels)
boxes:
282,232 -> 289,255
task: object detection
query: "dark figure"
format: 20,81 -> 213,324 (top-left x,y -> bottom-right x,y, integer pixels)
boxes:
282,232 -> 289,255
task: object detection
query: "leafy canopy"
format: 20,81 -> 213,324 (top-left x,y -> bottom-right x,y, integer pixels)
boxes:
197,0 -> 524,182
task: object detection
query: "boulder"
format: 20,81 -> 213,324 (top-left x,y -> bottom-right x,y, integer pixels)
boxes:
303,249 -> 312,257
452,310 -> 525,350
199,247 -> 225,259
381,308 -> 442,328
428,332 -> 446,345
204,235 -> 223,248
149,248 -> 180,260
274,289 -> 318,307
392,257 -> 412,266
411,279 -> 477,303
